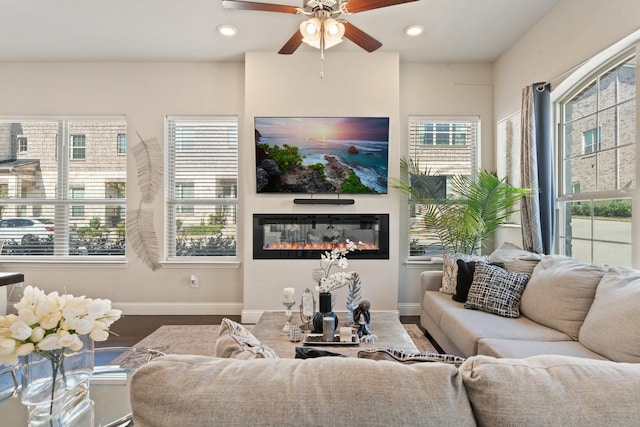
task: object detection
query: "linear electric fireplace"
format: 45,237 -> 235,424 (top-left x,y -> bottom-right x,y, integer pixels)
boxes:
253,214 -> 389,259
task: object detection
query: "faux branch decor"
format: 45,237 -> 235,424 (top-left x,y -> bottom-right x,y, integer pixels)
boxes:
127,206 -> 160,271
133,132 -> 163,203
130,132 -> 163,270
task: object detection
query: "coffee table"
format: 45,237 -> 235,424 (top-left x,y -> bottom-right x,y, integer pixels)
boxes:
252,311 -> 419,358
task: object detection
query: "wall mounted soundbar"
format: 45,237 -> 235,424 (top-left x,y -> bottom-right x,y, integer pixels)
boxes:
293,198 -> 355,205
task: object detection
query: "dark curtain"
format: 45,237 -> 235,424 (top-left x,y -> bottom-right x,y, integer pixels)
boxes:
520,83 -> 555,254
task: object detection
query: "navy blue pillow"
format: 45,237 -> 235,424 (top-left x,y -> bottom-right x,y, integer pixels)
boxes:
453,260 -> 505,303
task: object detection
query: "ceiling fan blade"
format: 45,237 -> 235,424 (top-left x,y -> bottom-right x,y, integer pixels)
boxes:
343,0 -> 419,14
221,0 -> 300,14
343,22 -> 382,52
278,31 -> 304,54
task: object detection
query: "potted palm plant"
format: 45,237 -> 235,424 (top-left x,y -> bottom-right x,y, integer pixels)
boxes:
396,158 -> 530,255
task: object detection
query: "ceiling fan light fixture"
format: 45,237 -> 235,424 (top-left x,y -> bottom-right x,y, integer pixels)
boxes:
216,24 -> 238,37
300,18 -> 321,37
404,24 -> 424,37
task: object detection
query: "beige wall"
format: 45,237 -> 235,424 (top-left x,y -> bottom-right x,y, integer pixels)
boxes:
1,0 -> 638,315
0,62 -> 245,314
492,0 -> 640,263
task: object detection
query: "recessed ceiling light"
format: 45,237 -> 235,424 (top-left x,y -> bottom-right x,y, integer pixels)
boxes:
217,25 -> 238,37
404,25 -> 424,37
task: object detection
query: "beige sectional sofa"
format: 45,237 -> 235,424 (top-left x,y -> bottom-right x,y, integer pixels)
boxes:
130,353 -> 640,426
420,245 -> 640,362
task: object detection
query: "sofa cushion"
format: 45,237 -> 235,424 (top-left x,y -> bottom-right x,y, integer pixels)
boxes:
441,251 -> 488,295
489,241 -> 542,274
460,355 -> 640,426
131,355 -> 477,427
464,262 -> 530,318
214,318 -> 279,359
438,306 -> 571,357
579,267 -> 640,363
520,255 -> 607,340
477,338 -> 610,360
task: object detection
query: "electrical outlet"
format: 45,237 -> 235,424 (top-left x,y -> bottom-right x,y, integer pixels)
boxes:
190,275 -> 199,288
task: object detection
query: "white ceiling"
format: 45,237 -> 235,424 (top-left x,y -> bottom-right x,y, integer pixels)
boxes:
0,0 -> 561,62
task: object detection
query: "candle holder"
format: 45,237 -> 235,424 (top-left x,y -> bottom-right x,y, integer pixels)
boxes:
299,288 -> 316,331
282,300 -> 296,332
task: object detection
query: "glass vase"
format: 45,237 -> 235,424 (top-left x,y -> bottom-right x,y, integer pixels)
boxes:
20,334 -> 95,427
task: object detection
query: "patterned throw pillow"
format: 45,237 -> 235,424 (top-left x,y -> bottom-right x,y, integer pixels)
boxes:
441,251 -> 489,295
464,262 -> 530,318
214,318 -> 279,359
453,260 -> 505,303
357,348 -> 466,367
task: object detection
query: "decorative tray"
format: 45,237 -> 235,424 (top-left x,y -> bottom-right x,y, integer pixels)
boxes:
303,334 -> 360,346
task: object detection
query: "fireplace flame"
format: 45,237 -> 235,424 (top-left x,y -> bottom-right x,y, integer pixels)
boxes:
264,242 -> 378,251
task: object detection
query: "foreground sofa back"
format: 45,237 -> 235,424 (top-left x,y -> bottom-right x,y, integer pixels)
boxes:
130,354 -> 640,427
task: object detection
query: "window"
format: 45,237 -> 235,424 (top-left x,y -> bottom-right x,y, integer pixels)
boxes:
71,134 -> 86,160
557,53 -> 635,267
166,116 -> 238,258
583,128 -> 602,154
175,183 -> 194,214
18,136 -> 27,153
419,122 -> 471,146
0,117 -> 126,257
407,116 -> 480,258
71,187 -> 85,217
117,133 -> 126,155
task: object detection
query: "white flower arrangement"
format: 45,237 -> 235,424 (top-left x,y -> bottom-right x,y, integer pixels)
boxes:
315,239 -> 362,293
0,286 -> 122,365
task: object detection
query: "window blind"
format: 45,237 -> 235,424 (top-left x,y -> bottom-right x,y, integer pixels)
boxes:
166,116 -> 238,258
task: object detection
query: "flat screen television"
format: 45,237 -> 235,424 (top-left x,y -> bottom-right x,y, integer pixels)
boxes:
255,117 -> 389,194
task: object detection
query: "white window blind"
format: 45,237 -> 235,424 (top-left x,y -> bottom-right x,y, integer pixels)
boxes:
407,116 -> 480,258
0,117 -> 126,257
166,116 -> 238,258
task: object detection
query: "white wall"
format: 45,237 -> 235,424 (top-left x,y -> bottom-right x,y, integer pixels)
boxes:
397,62 -> 494,314
0,62 -> 245,314
4,0 -> 632,316
494,0 -> 640,121
242,52 -> 402,322
492,0 -> 640,258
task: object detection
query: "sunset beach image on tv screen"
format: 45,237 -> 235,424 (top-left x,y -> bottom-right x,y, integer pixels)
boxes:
254,117 -> 389,194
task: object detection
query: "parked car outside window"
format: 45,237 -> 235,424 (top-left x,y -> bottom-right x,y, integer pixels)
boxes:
0,218 -> 54,244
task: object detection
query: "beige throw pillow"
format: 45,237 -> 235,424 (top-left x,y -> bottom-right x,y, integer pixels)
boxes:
214,318 -> 279,359
441,251 -> 489,295
489,242 -> 542,274
520,255 -> 607,340
579,267 -> 640,362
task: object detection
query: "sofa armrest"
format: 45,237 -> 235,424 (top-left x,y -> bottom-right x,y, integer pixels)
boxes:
421,270 -> 443,294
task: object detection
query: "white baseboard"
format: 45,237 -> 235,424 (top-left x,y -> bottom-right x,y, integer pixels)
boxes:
112,302 -> 243,316
241,309 -> 402,324
111,302 -> 419,318
398,302 -> 422,317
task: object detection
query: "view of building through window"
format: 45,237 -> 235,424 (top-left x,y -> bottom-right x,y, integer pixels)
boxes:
558,53 -> 635,267
166,116 -> 238,258
0,117 -> 126,257
407,117 -> 479,258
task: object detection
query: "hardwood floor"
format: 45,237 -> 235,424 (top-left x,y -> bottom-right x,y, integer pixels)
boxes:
99,314 -> 422,348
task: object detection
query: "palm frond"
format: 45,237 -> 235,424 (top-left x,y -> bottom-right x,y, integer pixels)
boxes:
395,160 -> 530,254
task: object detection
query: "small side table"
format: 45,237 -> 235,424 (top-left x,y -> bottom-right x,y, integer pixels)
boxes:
0,346 -> 164,427
0,272 -> 24,315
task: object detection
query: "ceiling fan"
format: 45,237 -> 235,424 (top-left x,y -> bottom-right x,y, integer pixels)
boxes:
221,0 -> 420,55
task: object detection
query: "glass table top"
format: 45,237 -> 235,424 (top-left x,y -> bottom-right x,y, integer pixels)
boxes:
0,346 -> 164,427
